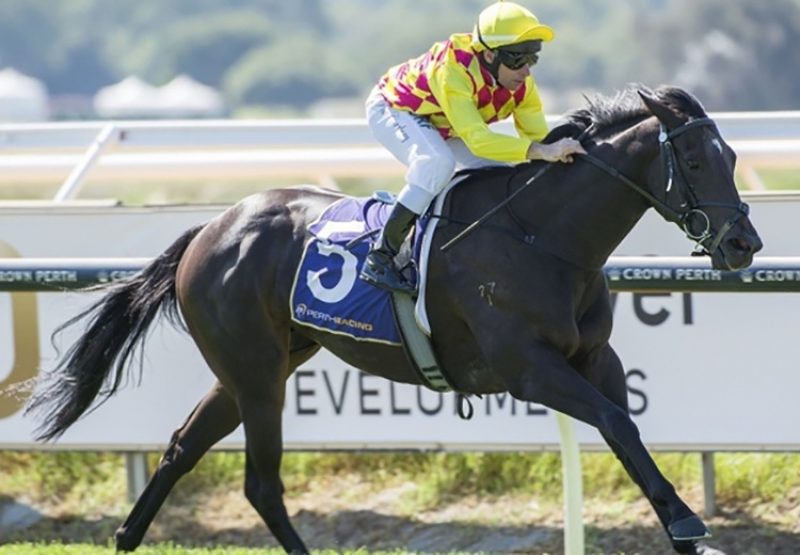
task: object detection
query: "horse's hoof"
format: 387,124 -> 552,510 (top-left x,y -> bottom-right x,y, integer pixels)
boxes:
668,515 -> 712,541
694,543 -> 727,555
115,527 -> 140,552
674,540 -> 727,555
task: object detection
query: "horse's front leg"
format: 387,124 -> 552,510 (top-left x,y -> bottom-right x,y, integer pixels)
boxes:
576,343 -> 713,554
489,331 -> 710,546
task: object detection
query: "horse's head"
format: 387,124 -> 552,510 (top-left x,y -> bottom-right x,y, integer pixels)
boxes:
637,87 -> 762,270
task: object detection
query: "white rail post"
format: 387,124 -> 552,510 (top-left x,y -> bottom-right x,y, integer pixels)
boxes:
53,123 -> 119,202
125,452 -> 149,503
556,411 -> 585,555
702,452 -> 717,517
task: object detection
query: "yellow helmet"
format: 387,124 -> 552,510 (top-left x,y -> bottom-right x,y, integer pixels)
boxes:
472,1 -> 555,50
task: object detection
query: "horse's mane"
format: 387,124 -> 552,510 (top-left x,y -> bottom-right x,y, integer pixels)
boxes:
544,85 -> 708,143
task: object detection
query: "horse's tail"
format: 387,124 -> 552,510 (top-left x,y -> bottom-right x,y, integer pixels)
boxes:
26,224 -> 205,441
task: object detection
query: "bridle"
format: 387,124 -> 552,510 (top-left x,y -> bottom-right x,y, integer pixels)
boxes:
441,115 -> 750,255
579,116 -> 750,257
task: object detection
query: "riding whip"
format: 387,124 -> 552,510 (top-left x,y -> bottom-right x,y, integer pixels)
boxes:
440,127 -> 593,253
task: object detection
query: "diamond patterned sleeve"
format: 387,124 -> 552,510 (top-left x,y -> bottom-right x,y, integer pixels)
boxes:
513,77 -> 549,143
430,65 -> 530,162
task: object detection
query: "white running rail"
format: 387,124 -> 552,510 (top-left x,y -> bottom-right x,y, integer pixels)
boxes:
0,113 -> 798,198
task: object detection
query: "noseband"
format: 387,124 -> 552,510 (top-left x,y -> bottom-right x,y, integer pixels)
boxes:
581,117 -> 750,257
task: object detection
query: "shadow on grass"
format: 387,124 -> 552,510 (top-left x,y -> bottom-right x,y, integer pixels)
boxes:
3,505 -> 798,554
4,508 -> 556,552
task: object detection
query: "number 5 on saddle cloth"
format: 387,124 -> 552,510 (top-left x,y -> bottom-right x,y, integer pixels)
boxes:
289,191 -> 454,394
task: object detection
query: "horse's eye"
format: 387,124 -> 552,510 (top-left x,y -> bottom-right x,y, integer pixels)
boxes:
686,158 -> 701,170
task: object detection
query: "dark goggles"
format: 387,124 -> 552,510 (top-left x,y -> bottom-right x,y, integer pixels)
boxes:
496,49 -> 539,70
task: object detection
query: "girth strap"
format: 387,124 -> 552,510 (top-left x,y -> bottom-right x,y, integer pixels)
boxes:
390,291 -> 476,419
390,291 -> 451,392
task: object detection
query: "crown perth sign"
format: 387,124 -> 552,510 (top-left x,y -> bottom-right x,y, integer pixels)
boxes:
603,256 -> 800,292
0,256 -> 797,293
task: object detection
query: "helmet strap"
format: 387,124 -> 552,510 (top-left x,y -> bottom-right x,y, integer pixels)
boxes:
476,25 -> 494,51
475,25 -> 504,85
478,50 -> 502,84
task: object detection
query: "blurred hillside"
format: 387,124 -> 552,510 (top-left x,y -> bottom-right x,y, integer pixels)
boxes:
0,0 -> 799,118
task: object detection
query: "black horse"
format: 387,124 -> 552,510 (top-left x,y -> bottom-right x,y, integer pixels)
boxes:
28,86 -> 762,554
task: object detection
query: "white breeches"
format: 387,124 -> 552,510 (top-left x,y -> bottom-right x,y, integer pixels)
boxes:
366,87 -> 504,215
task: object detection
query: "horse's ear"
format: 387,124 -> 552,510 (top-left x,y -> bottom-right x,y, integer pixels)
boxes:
638,89 -> 683,129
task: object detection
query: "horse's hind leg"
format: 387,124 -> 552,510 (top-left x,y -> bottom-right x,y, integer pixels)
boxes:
189,313 -> 308,552
114,340 -> 319,552
115,381 -> 240,552
237,355 -> 307,554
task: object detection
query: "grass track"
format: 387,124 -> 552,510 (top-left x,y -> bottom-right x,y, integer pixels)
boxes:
0,545 -> 395,555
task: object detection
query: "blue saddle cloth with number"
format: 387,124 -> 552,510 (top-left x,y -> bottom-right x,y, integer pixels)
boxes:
290,195 -> 426,345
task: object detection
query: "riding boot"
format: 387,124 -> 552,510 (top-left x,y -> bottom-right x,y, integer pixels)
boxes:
360,202 -> 417,293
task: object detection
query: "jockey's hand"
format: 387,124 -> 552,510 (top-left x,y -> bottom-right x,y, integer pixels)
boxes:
527,138 -> 587,163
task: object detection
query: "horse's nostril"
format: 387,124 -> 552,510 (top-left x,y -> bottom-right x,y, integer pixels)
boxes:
730,237 -> 754,253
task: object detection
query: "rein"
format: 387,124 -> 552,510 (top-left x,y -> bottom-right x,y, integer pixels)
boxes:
441,116 -> 750,257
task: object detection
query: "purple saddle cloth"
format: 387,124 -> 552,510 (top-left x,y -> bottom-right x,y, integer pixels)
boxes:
290,196 -> 429,344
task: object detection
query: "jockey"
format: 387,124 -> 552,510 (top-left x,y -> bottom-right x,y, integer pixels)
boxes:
361,1 -> 586,293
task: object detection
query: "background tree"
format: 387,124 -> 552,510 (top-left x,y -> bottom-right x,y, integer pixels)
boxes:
0,0 -> 798,114
647,0 -> 800,110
